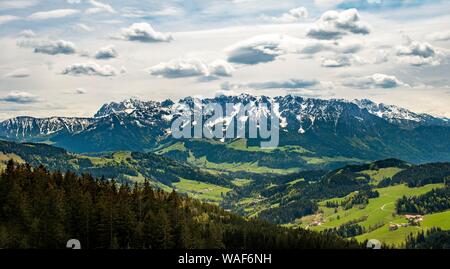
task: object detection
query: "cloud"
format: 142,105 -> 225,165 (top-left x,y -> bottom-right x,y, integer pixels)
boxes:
95,45 -> 118,60
18,39 -> 77,55
85,0 -> 116,14
18,29 -> 36,38
207,59 -> 235,77
28,9 -> 80,20
396,41 -> 443,66
149,58 -> 234,79
343,73 -> 408,89
334,0 -> 434,10
321,55 -> 351,67
314,0 -> 347,7
74,23 -> 93,32
225,34 -> 364,65
0,91 -> 39,103
263,7 -> 308,23
374,49 -> 389,64
247,79 -> 319,89
300,40 -> 363,55
3,68 -> 31,78
116,23 -> 173,43
61,62 -> 117,77
427,31 -> 450,42
122,6 -> 184,18
396,41 -> 435,58
221,79 -> 318,91
150,59 -> 208,78
0,15 -> 20,24
0,0 -> 38,10
226,34 -> 302,65
307,9 -> 370,40
66,88 -> 88,94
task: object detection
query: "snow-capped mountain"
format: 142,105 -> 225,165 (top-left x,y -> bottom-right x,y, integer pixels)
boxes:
353,99 -> 448,127
1,94 -> 448,141
0,94 -> 449,164
94,98 -> 173,118
0,116 -> 93,140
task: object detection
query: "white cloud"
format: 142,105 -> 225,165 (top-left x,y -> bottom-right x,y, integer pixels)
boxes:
427,31 -> 450,42
18,39 -> 77,55
321,55 -> 351,67
74,23 -> 93,32
0,15 -> 20,24
343,73 -> 408,89
0,91 -> 39,103
207,59 -> 235,77
314,0 -> 347,8
307,9 -> 370,40
149,58 -> 234,79
3,68 -> 31,78
320,54 -> 366,67
397,41 -> 436,58
0,0 -> 38,10
396,41 -> 443,66
122,6 -> 184,18
116,23 -> 173,43
18,29 -> 36,38
299,39 -> 363,55
230,79 -> 319,90
150,59 -> 207,78
225,33 -> 365,65
85,0 -> 116,14
95,45 -> 118,60
226,34 -> 302,65
61,62 -> 117,77
28,9 -> 80,20
263,7 -> 308,23
374,49 -> 389,64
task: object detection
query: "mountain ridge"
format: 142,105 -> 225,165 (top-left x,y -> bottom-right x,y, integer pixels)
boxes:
0,94 -> 449,166
2,94 -> 448,139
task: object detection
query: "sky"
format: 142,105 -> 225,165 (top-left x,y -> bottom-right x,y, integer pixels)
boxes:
0,0 -> 450,120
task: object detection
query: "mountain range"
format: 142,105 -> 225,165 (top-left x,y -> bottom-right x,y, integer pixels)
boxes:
1,94 -> 449,167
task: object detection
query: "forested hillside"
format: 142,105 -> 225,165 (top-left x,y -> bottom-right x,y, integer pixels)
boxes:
0,161 -> 362,249
405,228 -> 450,249
396,186 -> 450,214
0,140 -> 230,188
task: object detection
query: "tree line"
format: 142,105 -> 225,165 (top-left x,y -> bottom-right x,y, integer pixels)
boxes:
396,186 -> 450,215
405,228 -> 450,249
0,160 -> 362,249
379,163 -> 450,187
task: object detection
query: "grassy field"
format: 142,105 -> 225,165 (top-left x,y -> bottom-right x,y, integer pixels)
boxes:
172,178 -> 231,203
421,210 -> 450,230
155,142 -> 187,154
156,139 -> 367,175
232,178 -> 253,187
287,178 -> 305,186
0,152 -> 25,171
301,183 -> 447,246
227,139 -> 312,154
188,154 -> 300,174
301,156 -> 364,165
356,210 -> 450,246
360,167 -> 403,185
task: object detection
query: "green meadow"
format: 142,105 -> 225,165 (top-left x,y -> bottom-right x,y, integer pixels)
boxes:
301,183 -> 448,246
172,178 -> 232,203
